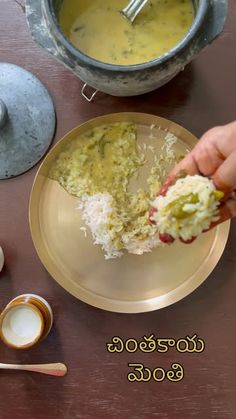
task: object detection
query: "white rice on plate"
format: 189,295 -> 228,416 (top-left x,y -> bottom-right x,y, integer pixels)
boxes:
78,193 -> 163,259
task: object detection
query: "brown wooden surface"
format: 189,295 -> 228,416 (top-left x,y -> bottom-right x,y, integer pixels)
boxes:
1,1 -> 236,418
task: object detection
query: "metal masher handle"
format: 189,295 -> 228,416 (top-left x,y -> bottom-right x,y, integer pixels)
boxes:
121,0 -> 149,23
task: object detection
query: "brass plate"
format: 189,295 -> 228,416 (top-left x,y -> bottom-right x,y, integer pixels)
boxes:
29,113 -> 230,313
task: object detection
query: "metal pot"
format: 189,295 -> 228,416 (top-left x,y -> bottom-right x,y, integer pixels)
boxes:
26,0 -> 228,97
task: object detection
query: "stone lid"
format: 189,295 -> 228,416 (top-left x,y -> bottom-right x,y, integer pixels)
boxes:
0,63 -> 56,179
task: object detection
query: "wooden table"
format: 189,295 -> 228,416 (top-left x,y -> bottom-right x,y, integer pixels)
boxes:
0,1 -> 236,418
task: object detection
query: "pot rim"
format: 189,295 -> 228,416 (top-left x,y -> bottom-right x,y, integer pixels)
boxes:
45,0 -> 208,72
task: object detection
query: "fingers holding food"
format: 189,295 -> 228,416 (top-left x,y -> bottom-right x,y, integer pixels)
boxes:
150,175 -> 224,244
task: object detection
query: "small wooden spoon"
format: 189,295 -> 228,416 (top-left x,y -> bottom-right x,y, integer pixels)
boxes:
0,362 -> 67,376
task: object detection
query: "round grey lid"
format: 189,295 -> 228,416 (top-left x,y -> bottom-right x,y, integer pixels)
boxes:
0,63 -> 56,179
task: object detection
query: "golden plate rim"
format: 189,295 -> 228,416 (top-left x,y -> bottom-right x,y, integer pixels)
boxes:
29,112 -> 230,313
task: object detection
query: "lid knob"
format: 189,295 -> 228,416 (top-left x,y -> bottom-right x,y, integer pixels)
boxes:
0,99 -> 8,129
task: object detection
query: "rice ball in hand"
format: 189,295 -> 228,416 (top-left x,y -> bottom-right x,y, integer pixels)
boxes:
150,175 -> 224,242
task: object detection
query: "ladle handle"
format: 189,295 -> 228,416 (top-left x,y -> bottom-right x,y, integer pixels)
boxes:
0,99 -> 8,129
121,0 -> 149,23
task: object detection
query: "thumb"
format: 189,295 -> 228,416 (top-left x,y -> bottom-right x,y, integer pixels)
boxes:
212,149 -> 236,195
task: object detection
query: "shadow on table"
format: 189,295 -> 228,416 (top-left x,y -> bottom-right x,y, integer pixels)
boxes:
68,62 -> 196,122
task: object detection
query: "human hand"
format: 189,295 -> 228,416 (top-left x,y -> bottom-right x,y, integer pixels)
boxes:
150,121 -> 236,243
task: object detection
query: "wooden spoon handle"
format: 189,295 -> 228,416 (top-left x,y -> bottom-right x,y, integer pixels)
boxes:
0,363 -> 67,376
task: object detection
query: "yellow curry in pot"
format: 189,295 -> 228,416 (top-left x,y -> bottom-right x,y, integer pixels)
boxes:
59,0 -> 194,65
